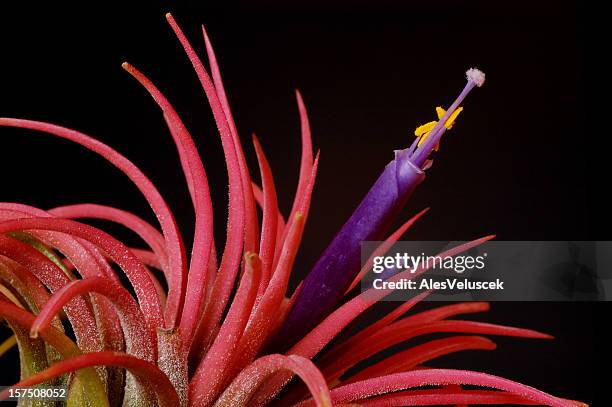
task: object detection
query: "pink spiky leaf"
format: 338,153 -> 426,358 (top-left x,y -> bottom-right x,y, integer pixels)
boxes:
344,335 -> 497,384
0,117 -> 186,329
29,276 -> 156,362
346,207 -> 430,293
0,217 -> 164,331
213,354 -> 331,407
202,23 -> 260,254
252,134 -> 280,295
165,14 -> 247,347
304,369 -> 581,407
0,300 -> 108,406
322,320 -> 552,383
0,351 -> 179,407
49,203 -> 169,275
0,234 -> 102,354
189,253 -> 262,405
121,61 -> 214,341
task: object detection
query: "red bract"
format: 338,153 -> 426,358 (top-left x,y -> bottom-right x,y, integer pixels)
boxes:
0,13 -> 585,407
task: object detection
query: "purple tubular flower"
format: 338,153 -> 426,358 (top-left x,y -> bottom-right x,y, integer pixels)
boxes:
277,69 -> 486,348
277,150 -> 424,347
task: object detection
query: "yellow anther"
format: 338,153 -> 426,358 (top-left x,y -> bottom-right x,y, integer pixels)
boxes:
414,106 -> 464,149
436,106 -> 463,129
414,121 -> 436,138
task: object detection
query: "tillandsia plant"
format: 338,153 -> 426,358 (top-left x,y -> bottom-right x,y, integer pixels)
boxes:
0,13 -> 585,407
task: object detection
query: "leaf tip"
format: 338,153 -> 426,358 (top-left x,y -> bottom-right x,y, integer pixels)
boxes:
29,327 -> 39,339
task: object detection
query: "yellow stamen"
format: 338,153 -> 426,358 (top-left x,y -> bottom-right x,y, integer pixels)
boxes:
414,106 -> 464,150
414,121 -> 437,138
437,106 -> 463,129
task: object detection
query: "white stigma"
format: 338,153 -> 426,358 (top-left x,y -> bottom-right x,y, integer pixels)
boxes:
466,68 -> 486,87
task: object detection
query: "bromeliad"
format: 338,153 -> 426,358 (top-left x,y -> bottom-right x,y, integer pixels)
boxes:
0,13 -> 584,407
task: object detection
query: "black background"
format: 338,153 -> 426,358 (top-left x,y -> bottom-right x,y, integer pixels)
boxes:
0,1 -> 603,405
